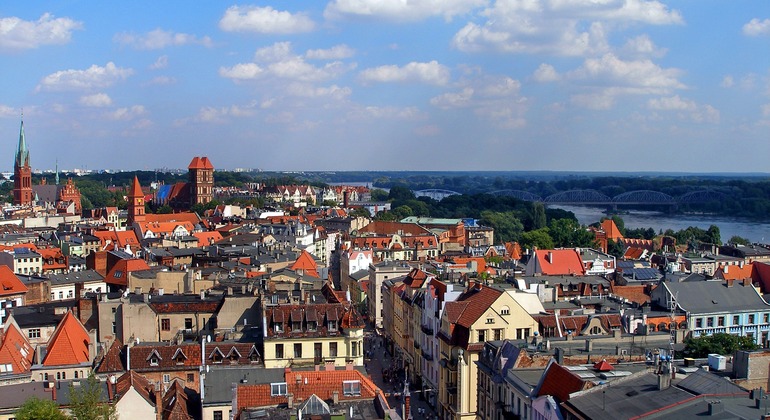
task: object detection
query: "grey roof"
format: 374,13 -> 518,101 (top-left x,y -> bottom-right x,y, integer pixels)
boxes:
664,280 -> 770,314
676,368 -> 746,395
32,184 -> 62,204
49,269 -> 104,285
0,381 -> 49,410
350,269 -> 369,281
623,268 -> 661,281
203,366 -> 286,405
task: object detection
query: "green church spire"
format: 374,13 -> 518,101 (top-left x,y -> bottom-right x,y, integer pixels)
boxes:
16,119 -> 29,168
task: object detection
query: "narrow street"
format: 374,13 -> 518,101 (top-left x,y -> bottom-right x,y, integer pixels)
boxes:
364,328 -> 438,419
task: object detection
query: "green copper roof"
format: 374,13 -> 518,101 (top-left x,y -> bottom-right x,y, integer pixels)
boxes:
15,120 -> 29,167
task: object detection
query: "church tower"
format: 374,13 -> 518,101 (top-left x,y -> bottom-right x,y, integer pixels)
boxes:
127,176 -> 146,226
188,156 -> 214,206
13,119 -> 32,206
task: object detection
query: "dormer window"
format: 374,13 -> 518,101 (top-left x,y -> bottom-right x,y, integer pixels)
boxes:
274,322 -> 283,333
307,321 -> 317,332
293,321 -> 302,332
210,348 -> 224,364
172,348 -> 187,365
147,350 -> 162,367
343,380 -> 361,396
328,320 -> 338,332
248,347 -> 261,363
227,347 -> 242,363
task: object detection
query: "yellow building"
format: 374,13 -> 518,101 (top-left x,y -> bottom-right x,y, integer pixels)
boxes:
437,283 -> 538,420
262,302 -> 365,368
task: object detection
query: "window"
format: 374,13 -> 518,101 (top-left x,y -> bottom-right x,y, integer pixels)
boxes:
718,317 -> 725,327
56,372 -> 61,380
328,320 -> 338,331
112,307 -> 117,313
343,380 -> 361,396
28,328 -> 41,339
150,355 -> 159,366
307,321 -> 317,331
187,373 -> 194,382
765,314 -> 770,323
501,306 -> 510,316
330,342 -> 338,357
213,411 -> 223,420
478,330 -> 486,342
185,318 -> 193,330
271,382 -> 287,396
163,374 -> 170,383
294,343 -> 303,358
486,318 -> 494,324
750,314 -> 756,324
161,319 -> 171,331
276,344 -> 284,359
62,372 -> 66,380
112,321 -> 116,334
352,342 -> 358,357
74,371 -> 78,379
734,315 -> 740,325
696,318 -> 703,328
494,329 -> 503,341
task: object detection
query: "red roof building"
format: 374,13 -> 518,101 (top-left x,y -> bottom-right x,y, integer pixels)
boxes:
41,310 -> 91,367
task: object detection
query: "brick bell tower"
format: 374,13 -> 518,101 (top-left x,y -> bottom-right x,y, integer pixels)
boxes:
13,118 -> 32,206
188,156 -> 214,206
127,175 -> 146,226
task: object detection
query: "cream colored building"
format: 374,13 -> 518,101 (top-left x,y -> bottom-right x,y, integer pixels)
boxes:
437,283 -> 538,420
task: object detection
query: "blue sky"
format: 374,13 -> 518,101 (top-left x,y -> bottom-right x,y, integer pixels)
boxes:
1,1 -> 769,172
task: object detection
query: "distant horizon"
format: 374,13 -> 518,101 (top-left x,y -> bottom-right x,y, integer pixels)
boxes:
1,2 -> 769,172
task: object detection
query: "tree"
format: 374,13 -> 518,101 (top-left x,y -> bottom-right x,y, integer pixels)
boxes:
728,235 -> 751,245
370,189 -> 389,201
607,239 -> 625,258
531,202 -> 547,230
69,374 -> 116,420
387,185 -> 415,201
519,228 -> 554,250
548,218 -> 595,248
706,225 -> 721,245
480,211 -> 524,244
15,397 -> 67,420
683,333 -> 758,358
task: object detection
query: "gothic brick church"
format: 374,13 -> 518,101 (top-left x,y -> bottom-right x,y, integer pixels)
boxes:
12,120 -> 82,215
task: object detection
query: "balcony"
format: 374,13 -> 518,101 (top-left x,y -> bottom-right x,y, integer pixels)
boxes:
422,352 -> 433,362
421,324 -> 434,336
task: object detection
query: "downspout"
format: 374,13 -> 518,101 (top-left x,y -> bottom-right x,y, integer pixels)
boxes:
555,310 -> 563,338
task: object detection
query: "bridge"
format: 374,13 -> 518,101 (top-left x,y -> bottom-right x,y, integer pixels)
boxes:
488,188 -> 730,209
413,189 -> 461,201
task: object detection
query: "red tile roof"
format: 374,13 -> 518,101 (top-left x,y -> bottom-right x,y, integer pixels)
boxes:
162,380 -> 190,420
358,221 -> 432,236
236,367 -> 381,412
104,258 -> 151,287
610,285 -> 652,306
0,265 -> 28,297
536,361 -> 593,402
290,250 -> 320,278
188,156 -> 214,170
42,310 -> 91,366
193,231 -> 223,247
115,370 -> 157,407
601,219 -> 623,241
534,249 -> 585,276
130,176 -> 143,198
0,315 -> 33,374
96,339 -> 125,374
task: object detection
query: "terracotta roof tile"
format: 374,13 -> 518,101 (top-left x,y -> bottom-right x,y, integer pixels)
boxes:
115,370 -> 156,407
536,362 -> 593,402
96,339 -> 125,374
0,265 -> 28,297
534,249 -> 585,276
42,310 -> 91,366
0,315 -> 33,374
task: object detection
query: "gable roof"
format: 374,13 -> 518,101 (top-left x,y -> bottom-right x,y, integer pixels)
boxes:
533,249 -> 585,276
192,231 -> 223,247
290,250 -> 320,278
104,258 -> 151,287
95,339 -> 125,374
42,310 -> 91,366
663,279 -> 770,314
115,370 -> 156,407
536,360 -> 593,403
188,156 -> 214,170
601,219 -> 624,241
0,315 -> 33,375
0,265 -> 28,297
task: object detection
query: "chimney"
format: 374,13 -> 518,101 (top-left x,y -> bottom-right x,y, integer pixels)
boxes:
287,393 -> 294,409
343,191 -> 350,208
657,372 -> 671,390
332,390 -> 339,404
743,278 -> 752,287
724,265 -> 729,274
585,339 -> 593,352
547,252 -> 554,263
325,360 -> 335,371
726,279 -> 734,287
707,400 -> 723,415
555,348 -> 564,364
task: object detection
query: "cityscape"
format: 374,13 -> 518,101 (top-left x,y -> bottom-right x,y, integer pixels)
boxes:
2,2 -> 770,420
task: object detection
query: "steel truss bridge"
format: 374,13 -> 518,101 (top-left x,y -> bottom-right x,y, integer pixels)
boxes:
413,188 -> 729,206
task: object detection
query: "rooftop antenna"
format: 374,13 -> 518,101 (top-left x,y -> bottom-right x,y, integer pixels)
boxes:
668,291 -> 678,375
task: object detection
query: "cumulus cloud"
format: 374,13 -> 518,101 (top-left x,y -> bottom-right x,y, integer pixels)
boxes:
0,104 -> 17,117
220,42 -> 354,83
0,13 -> 82,51
359,61 -> 450,85
305,44 -> 355,60
452,0 -> 681,56
743,18 -> 770,36
533,64 -> 560,82
720,75 -> 734,88
144,76 -> 177,86
79,93 -> 112,107
108,105 -> 146,121
150,55 -> 168,70
219,6 -> 314,34
286,83 -> 352,100
648,95 -> 720,123
114,28 -> 212,50
349,105 -> 424,120
36,62 -> 133,92
324,0 -> 485,22
568,53 -> 684,92
622,34 -> 667,58
430,75 -> 527,128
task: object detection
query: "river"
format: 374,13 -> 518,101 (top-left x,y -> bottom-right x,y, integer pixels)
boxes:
553,205 -> 770,244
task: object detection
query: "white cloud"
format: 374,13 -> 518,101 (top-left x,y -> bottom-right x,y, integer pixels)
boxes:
324,0 -> 485,22
219,63 -> 264,80
570,92 -> 616,110
108,105 -> 145,121
533,64 -> 560,82
0,104 -> 16,117
254,42 -> 294,62
286,83 -> 352,100
144,76 -> 177,86
36,62 -> 133,92
743,18 -> 770,37
114,29 -> 212,50
268,58 -> 351,82
150,55 -> 168,70
622,34 -> 667,58
648,95 -> 720,123
359,61 -> 450,85
648,95 -> 696,111
305,44 -> 355,60
430,88 -> 474,109
720,75 -> 734,88
79,93 -> 112,107
219,6 -> 314,34
761,103 -> 770,117
350,106 -> 424,120
568,53 -> 684,92
452,0 -> 681,56
0,13 -> 82,51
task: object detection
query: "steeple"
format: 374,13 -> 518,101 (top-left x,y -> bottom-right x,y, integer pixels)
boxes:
15,119 -> 29,168
55,160 -> 59,185
127,175 -> 146,226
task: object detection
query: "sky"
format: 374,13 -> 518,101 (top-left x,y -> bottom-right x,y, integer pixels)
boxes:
1,1 -> 769,173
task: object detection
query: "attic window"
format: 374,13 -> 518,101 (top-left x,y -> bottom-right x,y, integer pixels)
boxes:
227,347 -> 242,362
343,380 -> 361,396
500,306 -> 510,316
148,350 -> 161,367
248,347 -> 261,363
210,348 -> 224,364
172,348 -> 187,365
271,382 -> 288,396
114,271 -> 123,278
328,320 -> 338,332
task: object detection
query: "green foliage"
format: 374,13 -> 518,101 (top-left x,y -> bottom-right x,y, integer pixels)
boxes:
530,202 -> 547,230
548,218 -> 595,248
387,186 -> 415,201
156,204 -> 173,214
320,200 -> 338,207
15,397 -> 67,420
370,189 -> 389,201
683,333 -> 758,358
728,235 -> 751,245
607,239 -> 625,258
349,207 -> 371,218
69,374 -> 117,420
480,211 -> 524,244
519,228 -> 554,250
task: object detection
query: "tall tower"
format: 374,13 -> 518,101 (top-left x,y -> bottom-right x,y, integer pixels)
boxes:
127,176 -> 146,226
188,156 -> 214,206
13,119 -> 32,206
